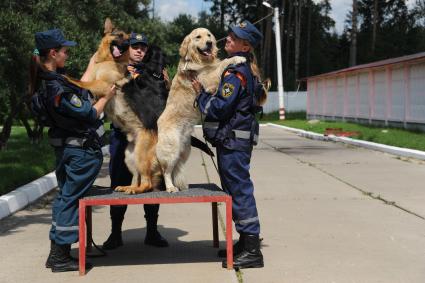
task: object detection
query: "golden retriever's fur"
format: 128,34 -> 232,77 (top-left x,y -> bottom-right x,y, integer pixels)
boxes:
156,28 -> 246,193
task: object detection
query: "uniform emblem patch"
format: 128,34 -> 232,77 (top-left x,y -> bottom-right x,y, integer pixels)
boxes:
70,94 -> 82,108
239,22 -> 247,28
222,83 -> 235,98
136,34 -> 143,40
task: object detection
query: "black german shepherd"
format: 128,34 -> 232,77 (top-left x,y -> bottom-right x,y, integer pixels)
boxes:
122,45 -> 213,156
123,45 -> 168,130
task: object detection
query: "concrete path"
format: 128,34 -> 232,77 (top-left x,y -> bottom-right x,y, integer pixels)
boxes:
1,125 -> 425,283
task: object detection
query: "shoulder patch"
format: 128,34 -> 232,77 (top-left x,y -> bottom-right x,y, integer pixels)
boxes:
70,94 -> 82,108
222,83 -> 235,98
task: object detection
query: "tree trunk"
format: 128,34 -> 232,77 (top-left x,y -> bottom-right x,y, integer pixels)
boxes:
0,116 -> 13,150
294,0 -> 303,82
220,0 -> 226,31
0,93 -> 26,150
20,116 -> 44,144
306,0 -> 312,77
371,0 -> 378,55
349,0 -> 358,66
261,19 -> 271,77
285,0 -> 293,74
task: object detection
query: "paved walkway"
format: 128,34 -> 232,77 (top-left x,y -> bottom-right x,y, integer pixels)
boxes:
1,125 -> 425,283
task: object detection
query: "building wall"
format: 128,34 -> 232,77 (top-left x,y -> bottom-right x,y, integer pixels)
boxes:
307,60 -> 425,130
263,91 -> 307,114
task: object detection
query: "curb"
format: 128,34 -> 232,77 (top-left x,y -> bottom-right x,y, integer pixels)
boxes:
0,145 -> 110,220
267,123 -> 425,161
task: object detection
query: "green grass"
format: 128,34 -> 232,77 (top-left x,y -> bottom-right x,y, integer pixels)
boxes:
261,111 -> 425,152
0,127 -> 56,195
0,124 -> 112,196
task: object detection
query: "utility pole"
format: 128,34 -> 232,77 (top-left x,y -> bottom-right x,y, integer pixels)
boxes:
263,1 -> 285,120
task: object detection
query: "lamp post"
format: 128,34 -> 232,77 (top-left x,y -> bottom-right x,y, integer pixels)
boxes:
262,1 -> 285,120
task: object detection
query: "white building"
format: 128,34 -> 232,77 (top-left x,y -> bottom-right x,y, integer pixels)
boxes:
306,52 -> 425,130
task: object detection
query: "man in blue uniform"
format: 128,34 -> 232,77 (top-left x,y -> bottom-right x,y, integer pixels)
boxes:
32,28 -> 116,272
102,32 -> 169,250
193,21 -> 265,269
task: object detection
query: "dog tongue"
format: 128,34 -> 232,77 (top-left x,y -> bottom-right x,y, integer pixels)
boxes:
112,46 -> 122,57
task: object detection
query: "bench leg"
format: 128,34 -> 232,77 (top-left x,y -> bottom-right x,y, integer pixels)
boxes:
212,202 -> 219,248
226,197 -> 233,269
86,206 -> 92,253
79,201 -> 87,276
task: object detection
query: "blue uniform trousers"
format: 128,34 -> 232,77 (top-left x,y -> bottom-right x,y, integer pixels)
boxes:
109,127 -> 159,220
216,146 -> 260,235
50,146 -> 103,245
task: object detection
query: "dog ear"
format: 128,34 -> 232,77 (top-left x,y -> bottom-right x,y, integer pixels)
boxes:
104,18 -> 115,34
179,35 -> 191,59
210,34 -> 218,59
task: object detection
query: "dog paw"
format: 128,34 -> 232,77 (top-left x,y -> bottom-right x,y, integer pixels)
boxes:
115,186 -> 138,194
166,186 -> 180,193
114,186 -> 126,192
124,188 -> 137,194
205,87 -> 217,94
231,56 -> 246,65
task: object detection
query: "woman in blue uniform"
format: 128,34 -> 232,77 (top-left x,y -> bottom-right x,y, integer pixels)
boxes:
192,21 -> 266,269
30,29 -> 116,272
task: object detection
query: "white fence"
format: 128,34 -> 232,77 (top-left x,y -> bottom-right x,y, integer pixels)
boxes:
307,60 -> 425,129
262,91 -> 307,114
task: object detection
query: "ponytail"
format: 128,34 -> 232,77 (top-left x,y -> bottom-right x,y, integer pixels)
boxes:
28,48 -> 58,96
29,49 -> 41,97
249,50 -> 270,106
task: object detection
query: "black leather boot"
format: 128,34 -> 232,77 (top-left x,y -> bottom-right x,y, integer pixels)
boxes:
45,240 -> 56,268
222,234 -> 264,269
50,244 -> 90,272
217,233 -> 244,258
144,214 -> 169,247
102,216 -> 124,250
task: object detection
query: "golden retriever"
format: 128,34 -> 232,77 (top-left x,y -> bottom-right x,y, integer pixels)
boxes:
156,28 -> 246,193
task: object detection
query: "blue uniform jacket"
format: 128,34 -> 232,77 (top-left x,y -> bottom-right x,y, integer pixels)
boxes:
197,52 -> 259,151
37,70 -> 104,146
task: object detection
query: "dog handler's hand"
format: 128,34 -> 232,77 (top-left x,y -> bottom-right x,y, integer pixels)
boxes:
93,85 -> 116,118
105,85 -> 116,100
191,79 -> 202,95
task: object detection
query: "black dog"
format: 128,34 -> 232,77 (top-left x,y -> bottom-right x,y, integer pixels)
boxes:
123,45 -> 168,130
122,45 -> 214,156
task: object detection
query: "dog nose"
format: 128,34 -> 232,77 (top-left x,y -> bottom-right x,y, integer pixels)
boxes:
206,41 -> 212,47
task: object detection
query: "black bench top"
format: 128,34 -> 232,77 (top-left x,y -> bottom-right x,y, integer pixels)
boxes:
83,183 -> 227,200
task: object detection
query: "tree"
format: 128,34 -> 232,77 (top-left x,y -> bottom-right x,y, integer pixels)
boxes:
0,0 -> 162,148
349,0 -> 358,66
294,0 -> 304,81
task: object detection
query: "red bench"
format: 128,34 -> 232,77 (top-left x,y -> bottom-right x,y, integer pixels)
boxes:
78,184 -> 233,275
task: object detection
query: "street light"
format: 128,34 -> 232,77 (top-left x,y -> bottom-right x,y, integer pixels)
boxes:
262,1 -> 285,120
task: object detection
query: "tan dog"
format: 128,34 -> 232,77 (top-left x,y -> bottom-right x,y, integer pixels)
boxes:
67,19 -> 160,194
156,28 -> 246,193
66,18 -> 129,97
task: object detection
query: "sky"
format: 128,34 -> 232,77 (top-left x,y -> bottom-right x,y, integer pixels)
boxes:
154,0 -> 417,34
153,0 -> 212,22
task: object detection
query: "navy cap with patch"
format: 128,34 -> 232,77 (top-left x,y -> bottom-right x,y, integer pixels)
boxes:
129,32 -> 148,46
229,20 -> 263,48
35,29 -> 77,50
